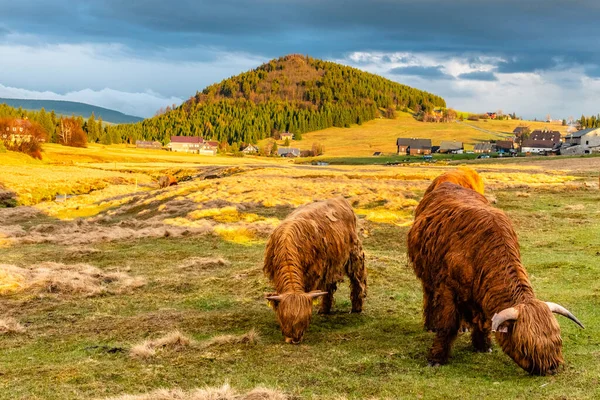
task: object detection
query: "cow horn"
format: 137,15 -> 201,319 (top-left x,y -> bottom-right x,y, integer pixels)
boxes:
265,294 -> 283,301
545,302 -> 585,329
491,307 -> 519,332
307,291 -> 328,299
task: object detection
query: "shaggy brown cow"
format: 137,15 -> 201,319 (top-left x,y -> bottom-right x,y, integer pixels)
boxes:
419,167 -> 485,332
158,175 -> 178,188
408,183 -> 583,375
264,197 -> 367,344
423,167 -> 484,197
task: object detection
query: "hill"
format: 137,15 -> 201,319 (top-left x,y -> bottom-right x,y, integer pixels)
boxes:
0,98 -> 143,124
110,54 -> 446,144
268,112 -> 569,157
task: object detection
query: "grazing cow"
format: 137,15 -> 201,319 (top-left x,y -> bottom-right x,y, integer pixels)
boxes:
423,167 -> 484,197
408,183 -> 583,375
419,167 -> 485,332
158,175 -> 178,188
264,197 -> 367,344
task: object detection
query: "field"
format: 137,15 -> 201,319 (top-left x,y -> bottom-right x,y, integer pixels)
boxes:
267,112 -> 569,157
0,146 -> 599,399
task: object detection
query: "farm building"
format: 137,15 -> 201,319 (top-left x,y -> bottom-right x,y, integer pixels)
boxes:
135,140 -> 162,150
168,136 -> 203,153
521,139 -> 558,154
280,132 -> 294,141
530,129 -> 561,144
473,142 -> 494,153
199,141 -> 218,156
396,138 -> 432,155
513,126 -> 530,135
278,148 -> 300,157
1,119 -> 42,143
242,144 -> 258,154
495,140 -> 515,154
562,128 -> 600,155
439,141 -> 463,154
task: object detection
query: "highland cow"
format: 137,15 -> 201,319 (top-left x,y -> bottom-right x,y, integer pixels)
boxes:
408,183 -> 583,375
158,175 -> 178,188
264,197 -> 367,344
423,167 -> 484,197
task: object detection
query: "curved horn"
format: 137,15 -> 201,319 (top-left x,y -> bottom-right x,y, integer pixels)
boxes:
265,294 -> 283,302
307,291 -> 328,299
491,307 -> 519,332
546,302 -> 585,329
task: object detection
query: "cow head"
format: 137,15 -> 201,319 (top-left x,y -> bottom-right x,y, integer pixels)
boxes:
265,291 -> 327,344
492,300 -> 584,375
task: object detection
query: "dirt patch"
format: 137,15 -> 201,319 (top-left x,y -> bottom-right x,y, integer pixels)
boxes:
0,262 -> 146,297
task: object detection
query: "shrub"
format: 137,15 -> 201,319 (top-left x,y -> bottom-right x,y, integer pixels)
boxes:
0,117 -> 46,159
58,117 -> 87,148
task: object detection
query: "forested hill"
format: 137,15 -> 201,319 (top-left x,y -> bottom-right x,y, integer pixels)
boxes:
110,54 -> 446,145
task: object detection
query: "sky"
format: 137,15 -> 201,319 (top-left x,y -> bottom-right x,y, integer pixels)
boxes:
1,0 -> 600,119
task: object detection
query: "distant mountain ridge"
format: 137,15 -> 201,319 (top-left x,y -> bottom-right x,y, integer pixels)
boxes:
0,98 -> 143,124
110,54 -> 446,144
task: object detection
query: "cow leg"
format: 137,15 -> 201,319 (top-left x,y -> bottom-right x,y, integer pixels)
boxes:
471,316 -> 492,353
422,284 -> 435,331
347,244 -> 367,313
319,283 -> 337,314
428,287 -> 460,366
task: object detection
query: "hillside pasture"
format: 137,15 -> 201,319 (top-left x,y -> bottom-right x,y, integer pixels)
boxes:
0,153 -> 599,399
286,113 -> 569,157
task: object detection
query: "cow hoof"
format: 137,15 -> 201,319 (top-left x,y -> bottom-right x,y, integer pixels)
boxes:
428,362 -> 441,368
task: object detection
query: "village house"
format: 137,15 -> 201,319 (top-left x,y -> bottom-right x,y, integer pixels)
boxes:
521,139 -> 558,154
473,142 -> 494,153
495,140 -> 515,154
562,128 -> 600,155
199,141 -> 219,156
280,132 -> 294,141
135,140 -> 162,150
168,136 -> 203,153
396,138 -> 432,155
277,147 -> 300,157
438,141 -> 463,154
530,129 -> 561,144
486,112 -> 497,119
242,144 -> 259,154
1,119 -> 41,143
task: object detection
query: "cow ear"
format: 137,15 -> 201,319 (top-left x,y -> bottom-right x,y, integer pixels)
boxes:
265,293 -> 282,309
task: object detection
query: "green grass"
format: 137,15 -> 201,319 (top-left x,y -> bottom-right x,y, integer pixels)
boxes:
1,179 -> 598,399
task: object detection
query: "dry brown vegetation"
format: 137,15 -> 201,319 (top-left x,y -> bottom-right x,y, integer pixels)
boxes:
0,262 -> 145,297
101,384 -> 291,400
0,317 -> 25,334
130,331 -> 195,359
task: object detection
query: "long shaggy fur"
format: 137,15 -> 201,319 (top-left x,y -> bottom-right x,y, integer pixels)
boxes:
423,167 -> 484,197
264,197 -> 367,343
408,183 -> 564,375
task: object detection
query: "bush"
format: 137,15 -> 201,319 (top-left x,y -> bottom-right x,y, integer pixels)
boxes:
58,117 -> 87,148
0,141 -> 6,153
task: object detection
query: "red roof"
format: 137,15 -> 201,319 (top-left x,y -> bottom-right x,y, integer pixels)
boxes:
170,136 -> 203,143
206,141 -> 219,147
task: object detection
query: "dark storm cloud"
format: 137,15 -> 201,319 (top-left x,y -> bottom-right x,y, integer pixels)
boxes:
2,0 -> 600,67
457,71 -> 497,81
389,66 -> 453,80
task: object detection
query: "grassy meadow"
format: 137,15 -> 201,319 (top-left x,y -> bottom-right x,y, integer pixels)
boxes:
0,145 -> 599,399
268,112 -> 569,157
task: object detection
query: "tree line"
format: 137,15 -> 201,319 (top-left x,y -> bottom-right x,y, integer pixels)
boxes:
109,54 -> 447,145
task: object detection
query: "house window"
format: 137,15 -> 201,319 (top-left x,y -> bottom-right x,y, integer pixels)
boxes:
586,141 -> 589,145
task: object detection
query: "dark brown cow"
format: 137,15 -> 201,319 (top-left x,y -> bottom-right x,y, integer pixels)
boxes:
264,197 -> 367,343
408,183 -> 583,375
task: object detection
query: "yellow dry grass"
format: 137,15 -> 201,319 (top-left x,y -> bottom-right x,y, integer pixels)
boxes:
100,383 -> 290,400
0,317 -> 25,334
130,331 -> 195,359
0,263 -> 146,297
